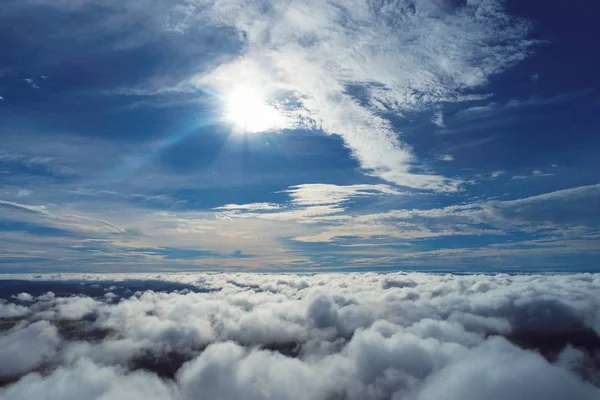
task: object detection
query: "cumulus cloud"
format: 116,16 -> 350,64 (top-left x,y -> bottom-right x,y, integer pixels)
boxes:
0,359 -> 178,400
0,273 -> 599,398
0,321 -> 61,379
416,337 -> 599,400
12,293 -> 33,302
0,301 -> 29,319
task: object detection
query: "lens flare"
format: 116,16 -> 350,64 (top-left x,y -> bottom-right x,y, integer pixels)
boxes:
224,88 -> 288,133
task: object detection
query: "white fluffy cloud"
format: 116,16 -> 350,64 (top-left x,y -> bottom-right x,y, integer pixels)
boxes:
0,273 -> 599,399
0,359 -> 178,400
0,301 -> 29,319
0,321 -> 61,379
416,337 -> 600,400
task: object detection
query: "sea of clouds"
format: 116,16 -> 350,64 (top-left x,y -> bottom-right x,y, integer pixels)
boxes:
1,272 -> 599,399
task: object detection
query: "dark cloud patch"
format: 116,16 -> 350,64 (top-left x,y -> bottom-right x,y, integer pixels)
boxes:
129,349 -> 197,380
381,278 -> 418,289
53,320 -> 113,343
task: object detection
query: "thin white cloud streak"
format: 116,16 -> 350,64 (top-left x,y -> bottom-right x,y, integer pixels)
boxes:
283,184 -> 402,206
511,169 -> 554,181
456,89 -> 596,119
0,200 -> 50,215
0,199 -> 126,235
214,203 -> 283,211
215,184 -> 402,225
0,273 -> 599,399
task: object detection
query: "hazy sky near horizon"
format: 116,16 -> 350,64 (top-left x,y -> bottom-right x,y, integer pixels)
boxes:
1,0 -> 599,272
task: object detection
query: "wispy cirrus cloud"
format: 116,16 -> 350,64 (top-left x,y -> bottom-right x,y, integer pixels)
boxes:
487,183 -> 600,227
0,199 -> 125,235
214,203 -> 283,211
0,200 -> 50,215
215,184 -> 402,224
0,1 -> 536,195
511,169 -> 554,181
283,184 -> 402,206
182,0 -> 534,191
457,89 -> 596,119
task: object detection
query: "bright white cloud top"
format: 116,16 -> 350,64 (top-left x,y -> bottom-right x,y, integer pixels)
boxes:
1,273 -> 599,399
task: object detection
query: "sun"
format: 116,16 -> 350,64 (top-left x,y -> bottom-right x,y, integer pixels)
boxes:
224,88 -> 288,133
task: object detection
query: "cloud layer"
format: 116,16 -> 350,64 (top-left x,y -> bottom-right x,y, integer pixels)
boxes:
1,273 -> 599,399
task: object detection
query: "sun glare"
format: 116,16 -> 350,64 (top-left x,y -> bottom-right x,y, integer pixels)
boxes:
224,89 -> 287,133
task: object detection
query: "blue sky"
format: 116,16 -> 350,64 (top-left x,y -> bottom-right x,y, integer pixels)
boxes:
0,0 -> 599,273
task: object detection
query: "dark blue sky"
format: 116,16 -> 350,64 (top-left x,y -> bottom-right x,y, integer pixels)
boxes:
0,0 -> 599,272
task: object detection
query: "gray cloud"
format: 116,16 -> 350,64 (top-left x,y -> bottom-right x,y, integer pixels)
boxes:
0,301 -> 29,319
0,321 -> 60,379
